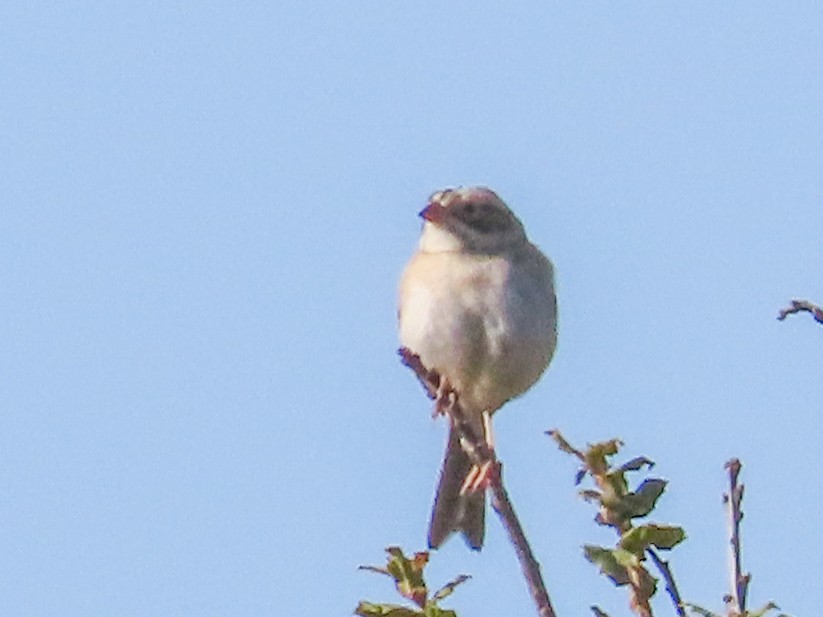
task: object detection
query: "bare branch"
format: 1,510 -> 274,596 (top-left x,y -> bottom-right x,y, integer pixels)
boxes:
399,348 -> 558,617
723,458 -> 749,617
777,299 -> 823,324
487,461 -> 557,617
647,548 -> 686,617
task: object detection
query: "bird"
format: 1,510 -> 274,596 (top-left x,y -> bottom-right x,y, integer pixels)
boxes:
398,186 -> 557,550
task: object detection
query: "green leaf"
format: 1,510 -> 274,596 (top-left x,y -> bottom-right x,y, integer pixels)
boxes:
547,429 -> 584,459
354,601 -> 422,617
611,547 -> 643,569
601,470 -> 629,503
620,524 -> 686,554
618,479 -> 668,519
359,547 -> 429,608
749,601 -> 784,617
584,439 -> 623,475
583,545 -> 632,586
682,602 -> 721,617
431,575 -> 470,602
424,605 -> 458,617
385,547 -> 429,607
620,456 -> 655,472
359,548 -> 470,616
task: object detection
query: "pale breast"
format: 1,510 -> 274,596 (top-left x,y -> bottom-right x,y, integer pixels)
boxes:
398,246 -> 556,414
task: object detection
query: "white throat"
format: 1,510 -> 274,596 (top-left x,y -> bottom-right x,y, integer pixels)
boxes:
418,222 -> 464,254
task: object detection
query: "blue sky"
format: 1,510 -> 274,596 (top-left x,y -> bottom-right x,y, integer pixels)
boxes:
2,3 -> 822,616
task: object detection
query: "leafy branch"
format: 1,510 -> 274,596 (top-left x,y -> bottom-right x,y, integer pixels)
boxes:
355,546 -> 470,617
549,431 -> 686,617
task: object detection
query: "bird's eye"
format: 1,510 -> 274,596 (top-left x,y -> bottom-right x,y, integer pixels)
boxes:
456,201 -> 510,235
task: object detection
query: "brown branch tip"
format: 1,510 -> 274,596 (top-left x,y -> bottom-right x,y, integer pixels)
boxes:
777,299 -> 823,324
724,458 -> 749,616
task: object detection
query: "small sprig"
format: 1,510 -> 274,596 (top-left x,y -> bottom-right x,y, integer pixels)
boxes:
683,460 -> 791,617
724,459 -> 748,616
683,601 -> 789,617
777,299 -> 823,324
355,546 -> 470,617
549,430 -> 686,617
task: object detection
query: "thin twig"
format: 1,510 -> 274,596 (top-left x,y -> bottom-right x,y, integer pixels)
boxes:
487,462 -> 557,617
399,348 -> 558,617
646,548 -> 686,617
723,458 -> 749,616
777,299 -> 823,324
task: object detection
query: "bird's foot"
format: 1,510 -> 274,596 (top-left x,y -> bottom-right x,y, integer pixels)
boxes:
460,460 -> 493,494
432,377 -> 456,418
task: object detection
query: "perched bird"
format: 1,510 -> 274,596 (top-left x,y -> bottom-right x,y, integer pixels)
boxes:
398,187 -> 558,550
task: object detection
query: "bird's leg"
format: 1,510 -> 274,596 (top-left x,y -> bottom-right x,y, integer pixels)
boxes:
460,410 -> 495,494
432,376 -> 455,418
483,409 -> 494,449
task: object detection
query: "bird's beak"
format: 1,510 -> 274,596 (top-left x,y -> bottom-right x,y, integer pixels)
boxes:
419,202 -> 447,224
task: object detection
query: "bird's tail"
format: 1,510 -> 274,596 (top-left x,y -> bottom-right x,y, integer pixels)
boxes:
428,425 -> 485,550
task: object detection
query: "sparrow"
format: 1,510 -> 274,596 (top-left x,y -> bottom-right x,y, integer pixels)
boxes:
398,187 -> 557,550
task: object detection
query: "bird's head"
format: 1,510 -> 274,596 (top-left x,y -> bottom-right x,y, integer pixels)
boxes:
418,187 -> 527,255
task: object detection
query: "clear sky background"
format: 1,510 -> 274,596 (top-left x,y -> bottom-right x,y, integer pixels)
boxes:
2,3 -> 822,616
